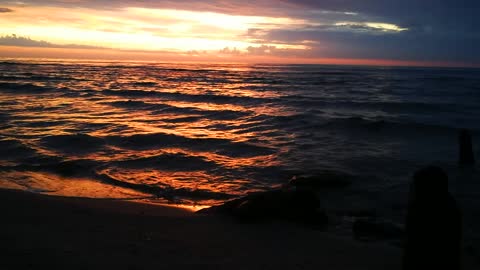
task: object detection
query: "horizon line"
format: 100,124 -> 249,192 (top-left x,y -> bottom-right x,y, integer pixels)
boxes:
0,45 -> 478,69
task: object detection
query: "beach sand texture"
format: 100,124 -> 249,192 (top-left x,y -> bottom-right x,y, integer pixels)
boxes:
0,189 -> 404,270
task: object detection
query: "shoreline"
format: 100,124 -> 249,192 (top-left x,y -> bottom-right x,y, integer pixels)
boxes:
1,188 -> 403,270
1,188 -> 478,269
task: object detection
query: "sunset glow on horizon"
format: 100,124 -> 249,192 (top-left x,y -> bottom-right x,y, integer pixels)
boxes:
0,6 -> 308,52
0,1 -> 478,67
0,5 -> 311,52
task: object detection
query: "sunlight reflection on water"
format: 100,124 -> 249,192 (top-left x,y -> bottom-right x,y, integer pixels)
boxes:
1,60 -> 479,207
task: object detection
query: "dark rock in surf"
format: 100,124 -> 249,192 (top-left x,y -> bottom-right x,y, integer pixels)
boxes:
198,189 -> 328,227
459,129 -> 475,166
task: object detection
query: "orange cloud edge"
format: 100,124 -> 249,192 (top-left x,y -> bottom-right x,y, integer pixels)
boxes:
0,46 -> 477,68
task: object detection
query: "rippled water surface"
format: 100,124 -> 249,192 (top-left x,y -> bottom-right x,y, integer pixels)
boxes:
1,60 -> 479,213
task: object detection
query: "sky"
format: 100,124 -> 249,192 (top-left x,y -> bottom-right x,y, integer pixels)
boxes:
0,0 -> 479,66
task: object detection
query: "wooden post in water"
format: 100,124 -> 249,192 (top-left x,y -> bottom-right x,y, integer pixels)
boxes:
459,129 -> 475,166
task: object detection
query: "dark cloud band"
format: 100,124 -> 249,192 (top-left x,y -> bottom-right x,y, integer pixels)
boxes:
0,7 -> 13,12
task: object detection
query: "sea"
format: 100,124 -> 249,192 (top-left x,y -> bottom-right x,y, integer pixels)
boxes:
0,59 -> 479,244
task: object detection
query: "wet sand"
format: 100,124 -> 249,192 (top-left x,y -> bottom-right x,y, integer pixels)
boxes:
0,188 -> 406,269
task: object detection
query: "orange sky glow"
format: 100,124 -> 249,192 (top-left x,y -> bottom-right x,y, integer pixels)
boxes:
0,3 -> 477,67
0,46 -> 464,67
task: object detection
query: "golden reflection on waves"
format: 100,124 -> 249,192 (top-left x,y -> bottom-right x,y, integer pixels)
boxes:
0,62 -> 297,205
0,171 -> 149,199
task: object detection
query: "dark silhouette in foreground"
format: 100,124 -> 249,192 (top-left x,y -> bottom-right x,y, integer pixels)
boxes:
459,129 -> 475,166
353,218 -> 404,241
199,189 -> 328,227
403,166 -> 462,270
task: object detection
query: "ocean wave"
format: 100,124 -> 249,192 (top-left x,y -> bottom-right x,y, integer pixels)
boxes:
0,157 -> 98,178
0,112 -> 10,121
266,113 -> 319,127
114,153 -> 218,171
106,100 -> 159,109
0,61 -> 18,65
286,97 -> 455,110
161,116 -> 202,123
44,159 -> 99,177
100,89 -> 158,97
319,116 -> 471,134
101,89 -> 271,105
0,139 -> 37,160
40,134 -> 106,154
152,67 -> 230,73
0,74 -> 75,82
19,120 -> 70,128
0,154 -> 234,202
0,82 -> 54,94
349,101 -> 477,114
106,133 -> 275,157
107,99 -> 248,116
98,173 -> 235,200
132,81 -> 157,87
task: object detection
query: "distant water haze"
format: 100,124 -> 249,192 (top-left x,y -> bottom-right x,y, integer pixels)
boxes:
0,61 -> 479,222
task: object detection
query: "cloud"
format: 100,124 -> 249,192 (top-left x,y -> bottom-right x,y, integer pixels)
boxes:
0,0 -> 278,15
283,0 -> 480,36
246,45 -> 277,55
2,0 -> 478,35
333,22 -> 408,33
0,7 -> 13,12
0,5 -> 309,52
218,44 -> 310,58
17,1 -> 479,44
0,34 -> 103,49
4,1 -> 471,37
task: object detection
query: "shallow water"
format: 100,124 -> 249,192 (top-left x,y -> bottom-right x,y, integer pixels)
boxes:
0,60 -> 479,228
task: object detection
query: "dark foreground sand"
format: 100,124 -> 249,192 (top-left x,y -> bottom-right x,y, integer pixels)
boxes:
0,188 -> 408,270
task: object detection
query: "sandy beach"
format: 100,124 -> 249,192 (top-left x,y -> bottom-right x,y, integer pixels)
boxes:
0,188 -> 408,270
